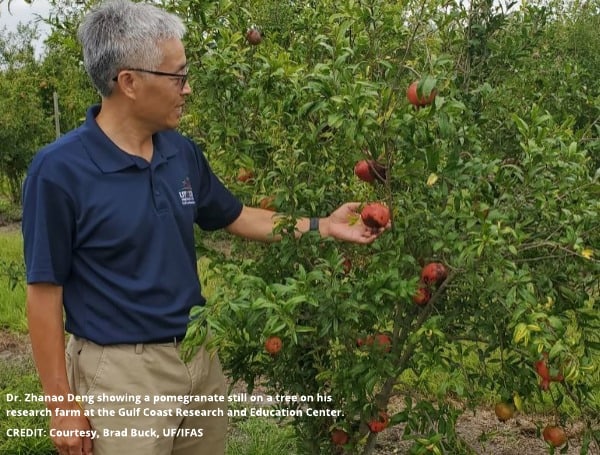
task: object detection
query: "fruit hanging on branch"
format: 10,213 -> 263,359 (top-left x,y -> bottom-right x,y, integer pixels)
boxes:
406,80 -> 436,107
356,333 -> 392,353
246,27 -> 262,46
535,355 -> 551,381
367,411 -> 389,433
420,262 -> 448,286
330,429 -> 349,446
412,286 -> 431,305
354,159 -> 387,184
366,333 -> 392,352
410,262 -> 449,308
264,336 -> 282,355
535,352 -> 564,391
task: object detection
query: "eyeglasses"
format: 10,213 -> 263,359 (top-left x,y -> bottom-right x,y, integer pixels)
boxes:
112,68 -> 188,89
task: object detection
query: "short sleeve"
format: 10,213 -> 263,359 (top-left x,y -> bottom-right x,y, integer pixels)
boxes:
22,175 -> 75,285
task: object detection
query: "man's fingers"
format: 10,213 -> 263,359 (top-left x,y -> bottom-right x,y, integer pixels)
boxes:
82,435 -> 94,455
54,436 -> 82,455
345,201 -> 361,211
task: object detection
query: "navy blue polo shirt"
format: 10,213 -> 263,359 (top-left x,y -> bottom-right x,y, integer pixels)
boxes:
22,105 -> 243,345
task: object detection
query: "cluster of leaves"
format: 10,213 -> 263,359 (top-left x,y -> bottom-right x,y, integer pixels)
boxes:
0,259 -> 24,291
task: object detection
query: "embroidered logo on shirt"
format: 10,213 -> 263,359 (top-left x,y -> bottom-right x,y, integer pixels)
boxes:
178,177 -> 196,206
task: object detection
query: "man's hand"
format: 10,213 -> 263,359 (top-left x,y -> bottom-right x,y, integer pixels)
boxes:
50,408 -> 93,455
320,202 -> 391,244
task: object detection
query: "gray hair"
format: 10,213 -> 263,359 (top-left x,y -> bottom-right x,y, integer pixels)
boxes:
77,0 -> 186,97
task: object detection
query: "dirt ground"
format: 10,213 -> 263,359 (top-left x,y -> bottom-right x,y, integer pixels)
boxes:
371,404 -> 587,455
2,330 -> 593,454
0,221 -> 20,232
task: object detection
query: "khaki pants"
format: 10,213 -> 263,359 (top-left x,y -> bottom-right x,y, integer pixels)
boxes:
65,336 -> 228,455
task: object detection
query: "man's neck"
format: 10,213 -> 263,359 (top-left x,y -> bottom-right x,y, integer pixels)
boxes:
95,100 -> 155,162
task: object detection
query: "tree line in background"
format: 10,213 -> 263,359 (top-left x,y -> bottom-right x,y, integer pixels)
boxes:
0,2 -> 97,207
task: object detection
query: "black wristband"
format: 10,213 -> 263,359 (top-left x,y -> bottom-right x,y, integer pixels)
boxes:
309,217 -> 319,232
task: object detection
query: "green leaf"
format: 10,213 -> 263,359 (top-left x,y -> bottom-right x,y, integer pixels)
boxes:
420,76 -> 437,98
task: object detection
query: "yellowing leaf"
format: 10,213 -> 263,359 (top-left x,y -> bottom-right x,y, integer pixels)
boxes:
427,173 -> 439,187
513,323 -> 528,344
347,213 -> 360,226
526,324 -> 542,332
513,393 -> 523,412
581,248 -> 593,260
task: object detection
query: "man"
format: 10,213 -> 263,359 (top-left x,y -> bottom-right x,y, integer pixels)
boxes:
21,1 -> 388,455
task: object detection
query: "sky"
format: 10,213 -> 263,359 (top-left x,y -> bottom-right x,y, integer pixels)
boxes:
0,0 -> 52,54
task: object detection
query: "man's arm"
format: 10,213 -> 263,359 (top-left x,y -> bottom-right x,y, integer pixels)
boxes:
27,283 -> 93,455
27,283 -> 71,400
225,202 -> 388,244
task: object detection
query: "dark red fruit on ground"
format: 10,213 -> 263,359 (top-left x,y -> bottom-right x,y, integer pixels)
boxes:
543,425 -> 567,447
494,402 -> 515,422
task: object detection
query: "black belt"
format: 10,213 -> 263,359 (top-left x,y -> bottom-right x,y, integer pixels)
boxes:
145,335 -> 186,344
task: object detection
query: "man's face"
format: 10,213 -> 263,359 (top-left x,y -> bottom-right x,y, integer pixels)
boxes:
135,37 -> 191,131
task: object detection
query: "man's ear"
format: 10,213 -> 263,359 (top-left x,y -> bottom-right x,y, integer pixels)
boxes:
113,72 -> 139,100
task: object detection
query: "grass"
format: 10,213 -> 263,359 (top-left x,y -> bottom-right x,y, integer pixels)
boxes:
0,194 -> 22,225
226,418 -> 297,454
0,226 -> 27,333
0,359 -> 57,455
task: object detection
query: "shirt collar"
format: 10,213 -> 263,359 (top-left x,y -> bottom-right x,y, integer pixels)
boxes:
79,105 -> 177,173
